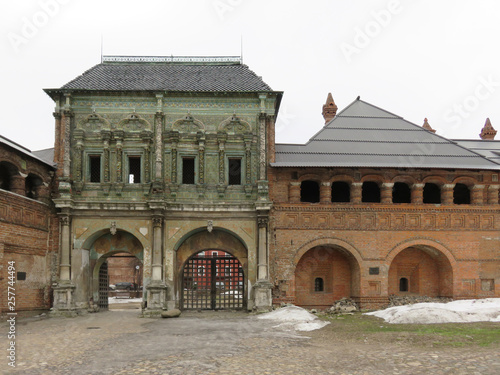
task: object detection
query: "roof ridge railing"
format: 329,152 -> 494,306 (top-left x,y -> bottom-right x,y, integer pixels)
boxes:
102,55 -> 242,63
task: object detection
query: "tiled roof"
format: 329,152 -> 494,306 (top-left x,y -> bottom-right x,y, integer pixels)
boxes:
273,98 -> 500,170
55,60 -> 274,92
453,140 -> 500,165
0,136 -> 55,168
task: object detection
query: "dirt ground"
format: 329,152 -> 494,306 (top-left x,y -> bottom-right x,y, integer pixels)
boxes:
2,306 -> 500,375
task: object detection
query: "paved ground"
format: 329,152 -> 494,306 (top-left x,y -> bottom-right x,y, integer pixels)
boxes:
2,305 -> 500,375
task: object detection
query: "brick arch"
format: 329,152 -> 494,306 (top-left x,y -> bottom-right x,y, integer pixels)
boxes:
360,174 -> 385,184
452,176 -> 477,187
330,174 -> 354,183
297,173 -> 322,183
81,227 -> 148,254
422,175 -> 447,186
391,175 -> 416,185
386,238 -> 456,298
293,238 -> 362,308
294,237 -> 364,266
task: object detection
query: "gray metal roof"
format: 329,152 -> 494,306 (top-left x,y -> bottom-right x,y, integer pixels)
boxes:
273,98 -> 500,170
0,136 -> 55,168
32,148 -> 56,167
453,139 -> 500,165
49,59 -> 274,92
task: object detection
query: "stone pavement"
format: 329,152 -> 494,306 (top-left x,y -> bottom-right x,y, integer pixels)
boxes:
2,308 -> 500,375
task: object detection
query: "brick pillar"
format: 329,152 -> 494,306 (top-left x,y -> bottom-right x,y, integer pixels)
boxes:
289,182 -> 301,203
10,174 -> 25,196
381,183 -> 393,204
442,184 -> 454,205
59,215 -> 71,281
471,185 -> 485,205
411,183 -> 424,204
351,182 -> 362,203
36,183 -> 51,204
487,185 -> 499,205
320,182 -> 331,203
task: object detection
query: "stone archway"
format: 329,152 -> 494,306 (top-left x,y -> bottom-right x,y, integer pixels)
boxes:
294,244 -> 361,309
388,245 -> 454,298
90,231 -> 144,309
176,229 -> 248,310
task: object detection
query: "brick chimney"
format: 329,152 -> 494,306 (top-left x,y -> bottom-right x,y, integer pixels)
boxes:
479,118 -> 497,140
422,118 -> 436,133
322,93 -> 338,124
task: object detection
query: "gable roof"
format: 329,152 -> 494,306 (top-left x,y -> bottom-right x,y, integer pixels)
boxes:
0,136 -> 55,169
45,57 -> 275,93
273,98 -> 500,170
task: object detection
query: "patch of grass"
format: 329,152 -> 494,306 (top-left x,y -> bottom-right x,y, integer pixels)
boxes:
318,313 -> 500,347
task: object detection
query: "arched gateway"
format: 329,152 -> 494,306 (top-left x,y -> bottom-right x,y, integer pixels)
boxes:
176,229 -> 248,310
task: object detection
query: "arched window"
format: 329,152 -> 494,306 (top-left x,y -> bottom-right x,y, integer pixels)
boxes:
0,163 -> 11,191
453,183 -> 471,205
300,180 -> 320,203
362,181 -> 380,203
331,181 -> 350,202
423,183 -> 441,204
392,182 -> 411,203
25,174 -> 43,199
314,277 -> 324,292
399,277 -> 409,292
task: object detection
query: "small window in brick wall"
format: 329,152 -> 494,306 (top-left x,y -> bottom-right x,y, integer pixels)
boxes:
314,277 -> 324,292
423,183 -> 441,203
182,158 -> 195,185
300,181 -> 320,203
228,158 -> 242,185
17,272 -> 26,281
392,182 -> 411,203
362,181 -> 380,203
453,183 -> 471,204
128,156 -> 141,184
399,277 -> 409,292
331,181 -> 350,202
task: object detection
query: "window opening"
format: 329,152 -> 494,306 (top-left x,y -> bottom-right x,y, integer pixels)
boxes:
392,182 -> 411,203
89,155 -> 101,183
331,181 -> 350,202
182,157 -> 195,184
128,156 -> 141,184
362,181 -> 380,202
423,183 -> 441,203
453,183 -> 470,204
399,277 -> 409,292
0,163 -> 12,191
228,158 -> 242,185
300,180 -> 320,203
314,277 -> 324,292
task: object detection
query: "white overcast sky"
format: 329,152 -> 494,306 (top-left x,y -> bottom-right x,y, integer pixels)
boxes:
2,0 -> 500,151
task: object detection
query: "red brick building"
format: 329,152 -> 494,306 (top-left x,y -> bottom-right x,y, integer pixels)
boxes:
268,95 -> 500,309
0,136 -> 58,314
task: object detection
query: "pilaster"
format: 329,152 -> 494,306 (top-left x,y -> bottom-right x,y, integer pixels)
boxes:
320,182 -> 331,203
411,183 -> 424,204
381,183 -> 393,204
289,182 -> 301,203
442,184 -> 454,205
351,182 -> 362,203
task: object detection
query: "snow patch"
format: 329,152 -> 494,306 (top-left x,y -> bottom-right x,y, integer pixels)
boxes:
257,305 -> 330,331
365,298 -> 500,324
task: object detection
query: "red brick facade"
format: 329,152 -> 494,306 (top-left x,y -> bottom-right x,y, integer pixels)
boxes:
268,166 -> 500,309
0,140 -> 58,314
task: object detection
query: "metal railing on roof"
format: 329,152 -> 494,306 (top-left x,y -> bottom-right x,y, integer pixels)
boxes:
102,55 -> 242,63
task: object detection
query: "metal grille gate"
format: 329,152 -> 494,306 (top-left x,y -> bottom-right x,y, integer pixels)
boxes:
98,261 -> 109,310
182,253 -> 244,310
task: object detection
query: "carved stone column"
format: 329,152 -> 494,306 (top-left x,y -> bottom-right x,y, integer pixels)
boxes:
73,129 -> 84,194
145,215 -> 168,316
253,216 -> 273,311
381,183 -> 393,204
487,185 -> 499,205
351,182 -> 362,203
258,113 -> 267,181
51,214 -> 76,316
320,182 -> 331,203
152,112 -> 164,194
442,184 -> 454,205
471,185 -> 485,205
289,182 -> 301,203
217,132 -> 227,197
411,183 -> 424,204
62,105 -> 73,180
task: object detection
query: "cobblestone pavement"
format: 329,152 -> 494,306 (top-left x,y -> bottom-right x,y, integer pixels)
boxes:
2,308 -> 500,375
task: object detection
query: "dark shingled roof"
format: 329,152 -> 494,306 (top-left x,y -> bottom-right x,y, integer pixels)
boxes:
453,139 -> 500,165
58,61 -> 273,92
273,98 -> 500,170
